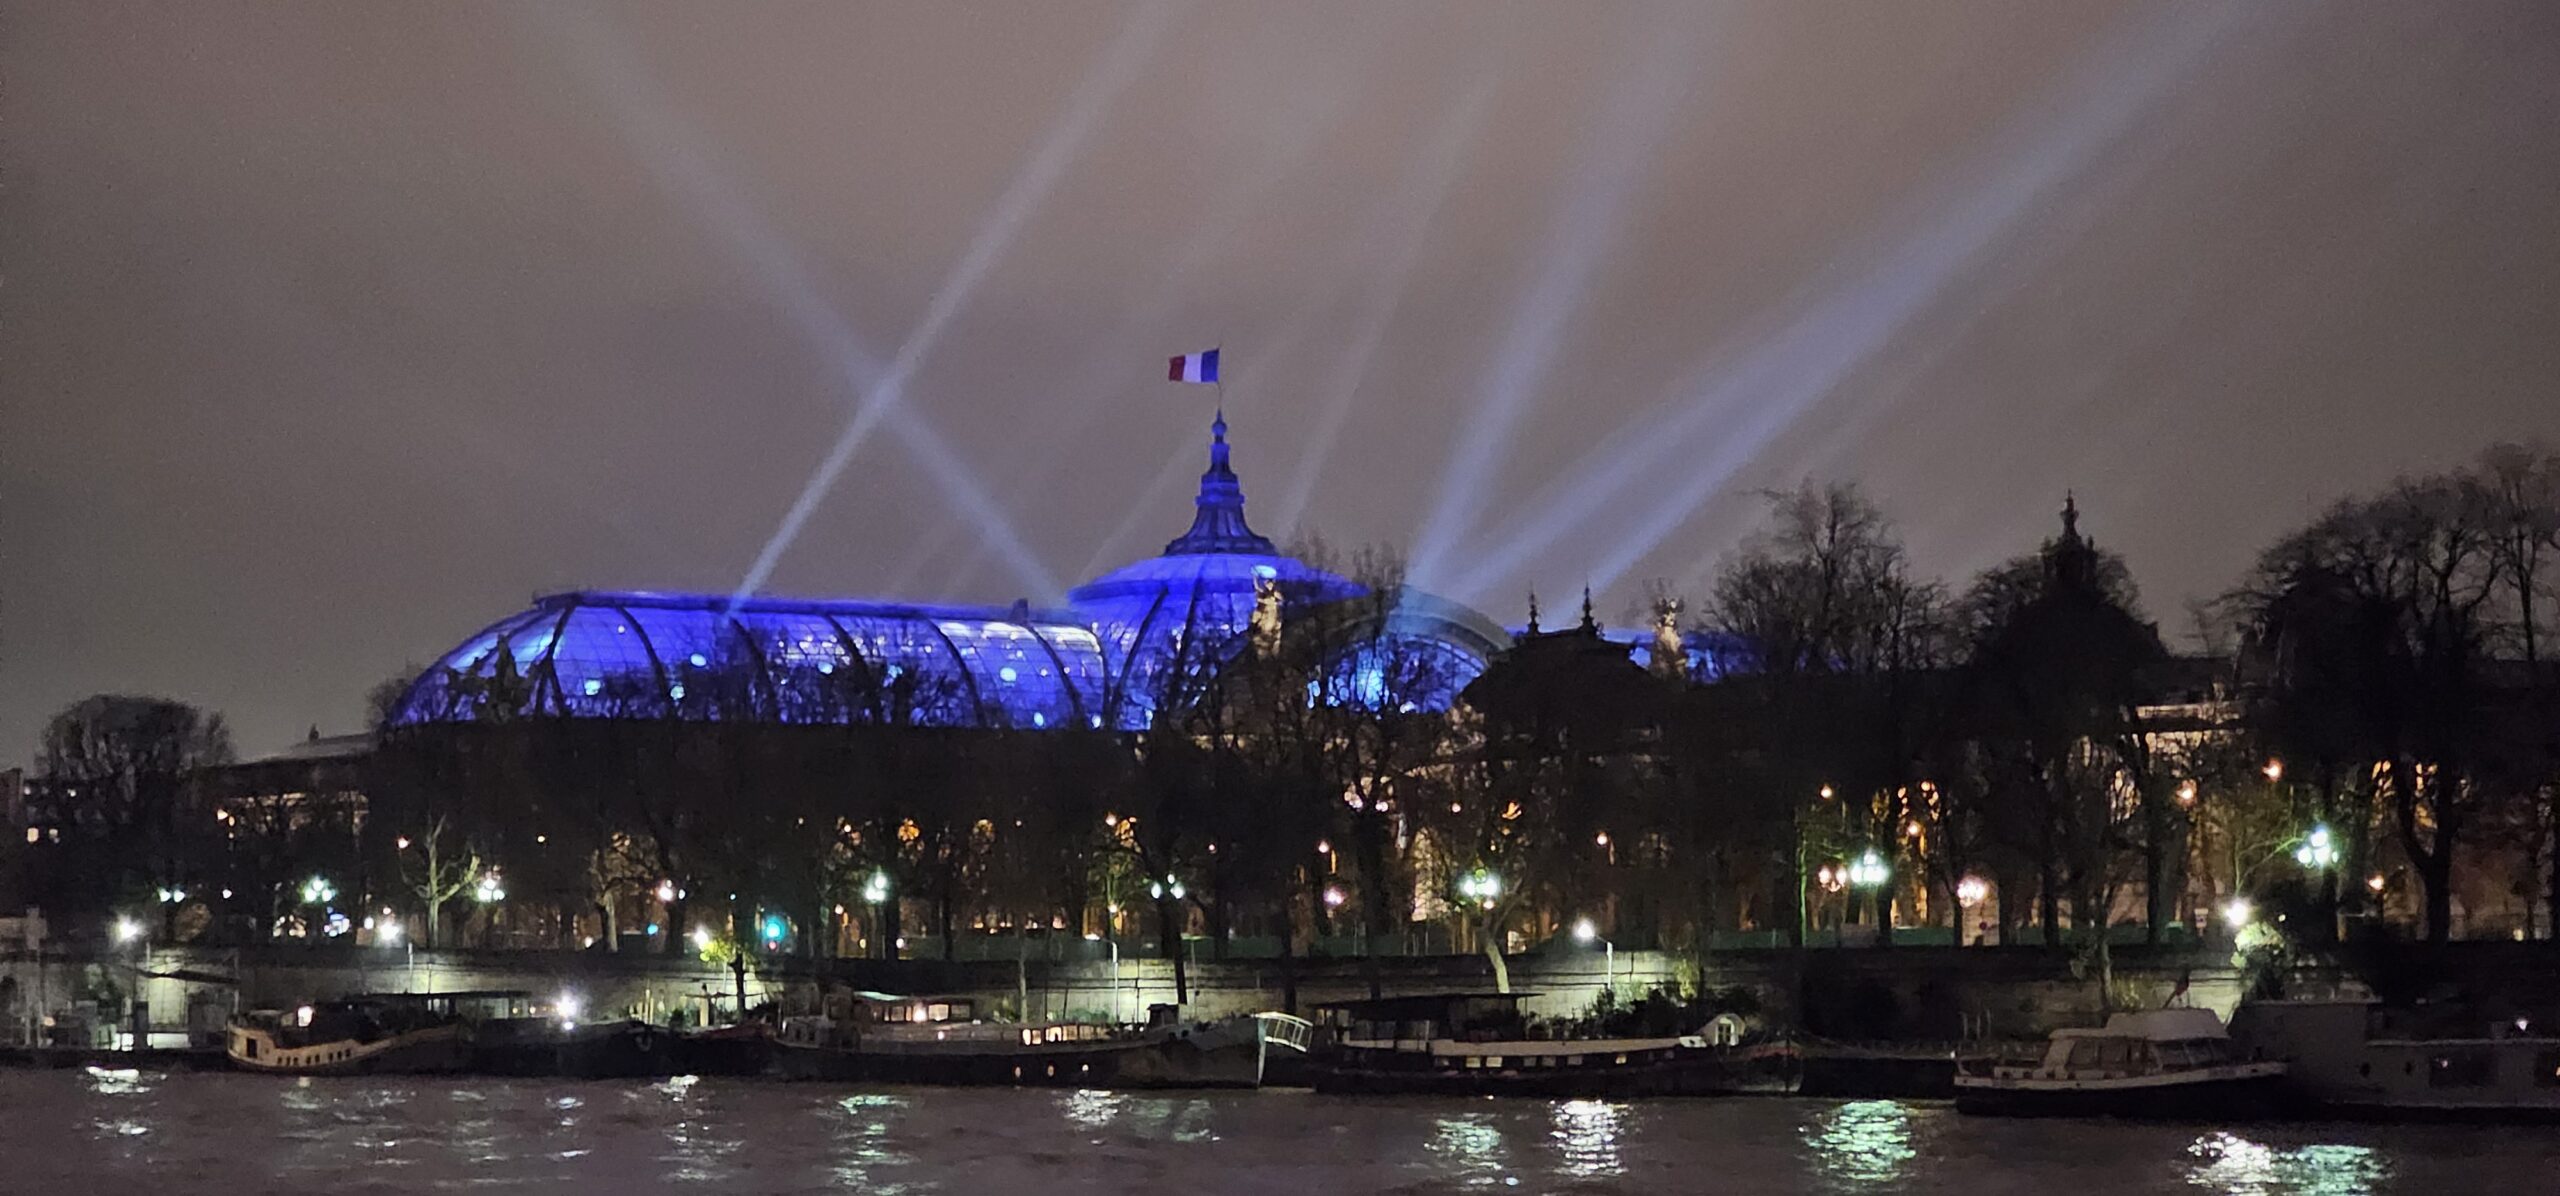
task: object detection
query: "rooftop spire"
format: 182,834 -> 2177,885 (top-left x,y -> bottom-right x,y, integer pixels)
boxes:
1164,410 -> 1277,556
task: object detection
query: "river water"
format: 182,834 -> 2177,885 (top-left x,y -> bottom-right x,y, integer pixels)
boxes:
4,1068 -> 2552,1194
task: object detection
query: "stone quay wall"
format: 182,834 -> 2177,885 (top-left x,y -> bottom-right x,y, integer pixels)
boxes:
3,940 -> 2300,1047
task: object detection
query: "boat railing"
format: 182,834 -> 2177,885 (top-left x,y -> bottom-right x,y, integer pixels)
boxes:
1254,1012 -> 1316,1053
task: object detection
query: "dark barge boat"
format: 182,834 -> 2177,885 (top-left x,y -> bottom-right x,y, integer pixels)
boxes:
774,991 -> 1306,1088
1307,992 -> 1800,1097
1954,1009 -> 2290,1119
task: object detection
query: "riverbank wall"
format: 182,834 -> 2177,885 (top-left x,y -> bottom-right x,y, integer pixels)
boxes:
8,940 -> 2551,1050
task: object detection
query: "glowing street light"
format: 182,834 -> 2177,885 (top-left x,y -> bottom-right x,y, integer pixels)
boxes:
1148,877 -> 1186,901
376,916 -> 403,946
2176,779 -> 2199,808
1322,885 -> 1347,909
861,870 -> 891,905
1572,916 -> 1614,984
113,916 -> 143,945
155,886 -> 187,905
2262,759 -> 2285,784
300,876 -> 337,906
2222,897 -> 2255,928
473,871 -> 506,903
1846,850 -> 1891,890
1956,876 -> 1989,906
655,879 -> 678,904
2292,824 -> 2338,870
1455,869 -> 1502,910
691,926 -> 714,951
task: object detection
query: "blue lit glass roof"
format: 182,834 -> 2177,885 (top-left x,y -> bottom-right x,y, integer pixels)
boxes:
392,591 -> 1111,731
393,416 -> 1510,732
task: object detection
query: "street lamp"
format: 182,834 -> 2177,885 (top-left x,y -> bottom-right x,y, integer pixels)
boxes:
1456,869 -> 1501,910
2222,897 -> 2255,928
2292,824 -> 2338,870
1148,877 -> 1186,901
1847,850 -> 1891,890
1572,917 -> 1614,987
113,916 -> 142,945
1085,931 -> 1121,1023
473,871 -> 505,903
300,876 -> 336,906
1956,876 -> 1989,906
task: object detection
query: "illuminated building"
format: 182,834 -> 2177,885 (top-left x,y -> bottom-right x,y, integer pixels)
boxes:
390,414 -> 1508,730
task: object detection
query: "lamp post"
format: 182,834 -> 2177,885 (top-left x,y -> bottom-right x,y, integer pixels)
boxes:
1572,917 -> 1613,990
861,870 -> 892,960
1455,869 -> 1502,955
1085,931 -> 1121,1024
2293,823 -> 2340,941
1847,850 -> 1891,946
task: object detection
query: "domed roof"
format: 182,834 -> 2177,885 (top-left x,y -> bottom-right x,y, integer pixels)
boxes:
1068,412 -> 1363,639
390,590 -> 1111,731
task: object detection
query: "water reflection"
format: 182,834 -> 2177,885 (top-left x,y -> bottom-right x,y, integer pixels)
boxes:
1805,1099 -> 1915,1187
827,1089 -> 917,1191
1062,1088 -> 1125,1131
1428,1112 -> 1513,1186
1549,1099 -> 1625,1178
83,1066 -> 149,1096
2186,1132 -> 2391,1195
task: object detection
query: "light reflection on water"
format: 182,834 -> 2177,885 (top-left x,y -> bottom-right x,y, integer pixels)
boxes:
1549,1099 -> 1625,1178
2186,1132 -> 2392,1196
1804,1099 -> 1915,1187
3,1074 -> 2549,1194
1062,1087 -> 1125,1131
1428,1111 -> 1515,1187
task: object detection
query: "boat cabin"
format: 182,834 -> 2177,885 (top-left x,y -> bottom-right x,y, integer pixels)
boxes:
1316,993 -> 1535,1049
1979,1008 -> 2243,1081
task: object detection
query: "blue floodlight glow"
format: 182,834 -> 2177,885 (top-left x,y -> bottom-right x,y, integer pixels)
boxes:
392,417 -> 1504,734
1448,6 -> 2255,604
1404,18 -> 1714,589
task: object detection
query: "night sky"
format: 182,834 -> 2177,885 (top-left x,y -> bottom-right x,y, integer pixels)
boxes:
4,2 -> 2555,761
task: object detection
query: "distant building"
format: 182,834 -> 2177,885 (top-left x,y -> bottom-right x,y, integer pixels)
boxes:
387,414 -> 1508,732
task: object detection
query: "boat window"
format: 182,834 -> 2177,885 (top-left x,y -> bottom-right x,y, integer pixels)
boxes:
1021,1029 -> 1037,1046
2536,1050 -> 2560,1088
2067,1039 -> 2104,1069
2156,1042 -> 2191,1069
1568,1055 -> 1584,1067
2094,1039 -> 2134,1071
928,1003 -> 953,1022
2429,1051 -> 2493,1088
1485,1056 -> 1503,1068
1464,1056 -> 1484,1069
1614,1053 -> 1629,1065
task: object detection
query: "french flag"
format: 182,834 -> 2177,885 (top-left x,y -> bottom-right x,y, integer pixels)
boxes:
1168,348 -> 1219,384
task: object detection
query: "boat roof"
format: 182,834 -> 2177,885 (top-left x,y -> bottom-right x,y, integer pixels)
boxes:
848,991 -> 976,1005
2055,1008 -> 2229,1041
344,989 -> 535,1002
1312,992 -> 1537,1017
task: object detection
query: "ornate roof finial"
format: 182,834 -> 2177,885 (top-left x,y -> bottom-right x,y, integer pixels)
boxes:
2062,490 -> 2080,541
1579,584 -> 1597,633
1526,591 -> 1542,635
1164,410 -> 1276,556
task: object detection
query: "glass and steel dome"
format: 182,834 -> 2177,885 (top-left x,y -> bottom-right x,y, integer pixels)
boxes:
391,591 -> 1111,730
391,414 -> 1509,731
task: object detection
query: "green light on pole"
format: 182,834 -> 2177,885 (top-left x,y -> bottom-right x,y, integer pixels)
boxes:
1846,850 -> 1890,890
2293,824 -> 2338,870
